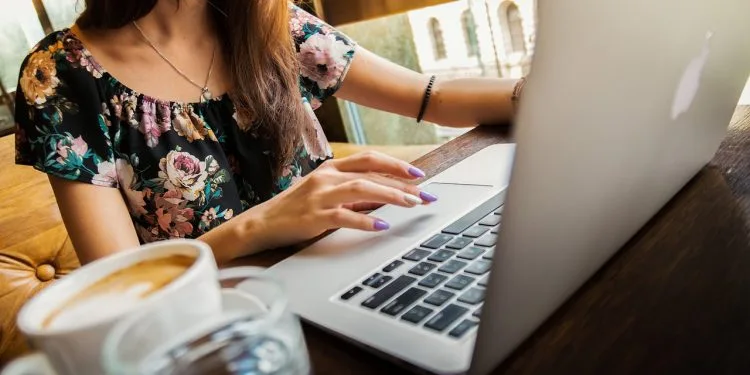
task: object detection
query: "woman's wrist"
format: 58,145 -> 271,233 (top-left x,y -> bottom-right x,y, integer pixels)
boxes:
197,207 -> 269,264
232,207 -> 270,257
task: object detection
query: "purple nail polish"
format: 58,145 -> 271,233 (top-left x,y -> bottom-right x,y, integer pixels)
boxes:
420,191 -> 438,203
374,219 -> 390,231
408,167 -> 426,178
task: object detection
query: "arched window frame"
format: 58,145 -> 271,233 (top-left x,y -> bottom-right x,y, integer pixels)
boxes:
499,2 -> 527,54
428,17 -> 447,60
461,10 -> 480,57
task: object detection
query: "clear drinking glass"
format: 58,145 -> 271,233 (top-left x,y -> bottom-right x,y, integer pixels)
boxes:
102,268 -> 310,375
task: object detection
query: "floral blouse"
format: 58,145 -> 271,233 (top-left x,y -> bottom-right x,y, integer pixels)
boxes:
14,5 -> 356,243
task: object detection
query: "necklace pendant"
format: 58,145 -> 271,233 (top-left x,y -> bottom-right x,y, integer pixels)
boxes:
201,87 -> 212,102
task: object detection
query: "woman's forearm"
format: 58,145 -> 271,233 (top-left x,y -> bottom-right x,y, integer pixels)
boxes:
336,48 -> 521,129
424,77 -> 520,128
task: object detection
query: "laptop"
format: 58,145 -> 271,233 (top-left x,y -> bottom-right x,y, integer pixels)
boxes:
242,0 -> 750,373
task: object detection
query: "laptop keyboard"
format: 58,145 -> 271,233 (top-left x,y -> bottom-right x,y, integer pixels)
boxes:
338,191 -> 504,339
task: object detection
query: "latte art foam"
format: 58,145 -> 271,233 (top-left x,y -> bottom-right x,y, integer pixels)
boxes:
43,254 -> 196,330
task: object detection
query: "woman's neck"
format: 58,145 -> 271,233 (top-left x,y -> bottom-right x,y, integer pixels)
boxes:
136,0 -> 215,44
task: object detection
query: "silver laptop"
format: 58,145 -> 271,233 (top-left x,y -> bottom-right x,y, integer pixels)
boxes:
243,0 -> 750,373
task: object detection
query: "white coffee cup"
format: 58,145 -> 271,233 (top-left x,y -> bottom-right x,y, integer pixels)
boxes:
3,239 -> 223,375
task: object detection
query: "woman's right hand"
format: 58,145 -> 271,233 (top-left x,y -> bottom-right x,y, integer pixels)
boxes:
242,151 -> 439,253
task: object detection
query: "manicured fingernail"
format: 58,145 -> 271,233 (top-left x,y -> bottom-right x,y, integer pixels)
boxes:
404,193 -> 423,206
420,191 -> 438,203
374,219 -> 390,231
408,166 -> 425,178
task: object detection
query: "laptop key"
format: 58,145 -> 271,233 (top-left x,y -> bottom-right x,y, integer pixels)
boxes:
419,273 -> 448,288
491,225 -> 501,234
424,289 -> 455,306
494,206 -> 504,215
458,288 -> 485,305
361,275 -> 416,309
421,234 -> 454,249
482,249 -> 494,260
381,288 -> 427,316
401,305 -> 434,324
409,262 -> 437,276
445,274 -> 475,290
465,260 -> 492,275
439,260 -> 467,274
473,306 -> 483,318
475,234 -> 498,247
478,275 -> 489,287
362,273 -> 382,286
442,192 -> 504,235
425,304 -> 469,332
428,249 -> 455,263
463,226 -> 489,238
403,249 -> 431,262
369,275 -> 393,288
383,260 -> 404,273
457,247 -> 485,260
446,237 -> 472,250
449,319 -> 479,338
341,286 -> 363,300
479,215 -> 501,227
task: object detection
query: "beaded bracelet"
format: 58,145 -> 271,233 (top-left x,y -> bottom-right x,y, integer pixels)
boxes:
511,76 -> 527,112
417,75 -> 436,123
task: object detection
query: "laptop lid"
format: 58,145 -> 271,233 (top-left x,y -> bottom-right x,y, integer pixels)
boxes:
471,0 -> 750,373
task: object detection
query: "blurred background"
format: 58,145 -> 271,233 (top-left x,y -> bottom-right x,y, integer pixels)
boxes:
1,0 -> 749,149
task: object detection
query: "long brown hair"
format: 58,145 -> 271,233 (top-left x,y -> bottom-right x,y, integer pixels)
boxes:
77,0 -> 306,180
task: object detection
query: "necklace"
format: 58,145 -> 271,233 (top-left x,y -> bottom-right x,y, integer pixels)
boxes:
132,21 -> 216,102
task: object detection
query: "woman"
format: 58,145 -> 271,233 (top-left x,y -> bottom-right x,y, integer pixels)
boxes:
14,0 -> 522,265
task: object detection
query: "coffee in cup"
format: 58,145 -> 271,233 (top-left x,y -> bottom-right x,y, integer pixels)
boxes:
42,254 -> 196,331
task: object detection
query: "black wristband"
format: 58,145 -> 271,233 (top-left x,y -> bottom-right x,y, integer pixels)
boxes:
417,75 -> 436,123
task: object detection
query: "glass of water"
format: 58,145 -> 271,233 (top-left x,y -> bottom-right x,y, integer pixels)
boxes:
102,268 -> 310,375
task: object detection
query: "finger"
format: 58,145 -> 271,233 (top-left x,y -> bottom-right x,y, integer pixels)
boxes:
340,172 -> 438,204
343,202 -> 384,212
323,208 -> 391,232
328,151 -> 425,180
303,169 -> 439,204
321,179 -> 424,208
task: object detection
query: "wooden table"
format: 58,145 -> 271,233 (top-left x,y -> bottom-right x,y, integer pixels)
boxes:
237,106 -> 750,375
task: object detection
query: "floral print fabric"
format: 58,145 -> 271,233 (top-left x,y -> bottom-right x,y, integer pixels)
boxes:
14,5 -> 356,243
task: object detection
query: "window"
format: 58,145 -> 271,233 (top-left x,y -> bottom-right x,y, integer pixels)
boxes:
461,10 -> 479,57
42,0 -> 83,30
741,77 -> 750,105
500,2 -> 527,54
333,1 -> 539,147
428,18 -> 447,60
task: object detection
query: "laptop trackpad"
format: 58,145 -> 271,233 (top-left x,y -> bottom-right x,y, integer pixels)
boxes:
383,182 -> 494,238
296,182 -> 496,258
